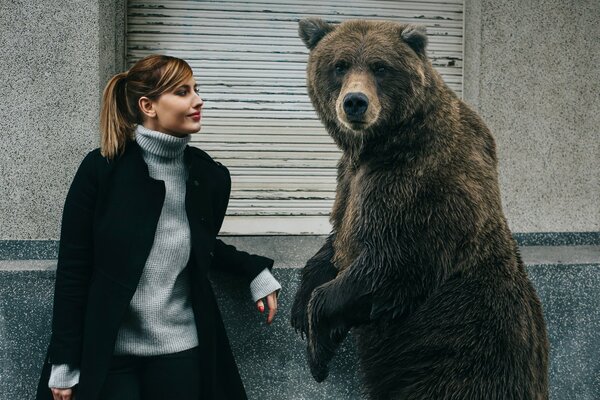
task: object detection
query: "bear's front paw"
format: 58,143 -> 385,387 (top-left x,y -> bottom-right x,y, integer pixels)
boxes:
309,285 -> 349,337
306,320 -> 346,382
305,285 -> 349,382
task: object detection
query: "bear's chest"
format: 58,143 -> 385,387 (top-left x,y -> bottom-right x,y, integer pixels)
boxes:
330,161 -> 422,271
332,167 -> 368,271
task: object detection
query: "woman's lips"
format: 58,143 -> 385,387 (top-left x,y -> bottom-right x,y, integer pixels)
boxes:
188,112 -> 201,121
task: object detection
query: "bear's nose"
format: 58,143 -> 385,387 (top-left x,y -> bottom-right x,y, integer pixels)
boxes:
343,92 -> 369,120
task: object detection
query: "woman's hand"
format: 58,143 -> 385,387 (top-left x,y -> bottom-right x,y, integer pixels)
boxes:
51,387 -> 74,400
256,291 -> 278,324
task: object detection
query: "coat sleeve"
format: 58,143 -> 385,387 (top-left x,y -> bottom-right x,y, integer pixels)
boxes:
47,150 -> 99,365
212,239 -> 274,282
211,163 -> 274,282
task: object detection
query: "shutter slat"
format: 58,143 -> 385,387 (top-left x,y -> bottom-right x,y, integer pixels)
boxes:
220,216 -> 332,235
199,134 -> 334,144
231,191 -> 336,200
129,1 -> 463,19
202,150 -> 340,159
127,16 -> 464,36
223,158 -> 338,168
196,142 -> 338,151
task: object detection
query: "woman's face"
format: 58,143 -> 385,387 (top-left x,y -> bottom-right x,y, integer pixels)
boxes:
141,76 -> 204,137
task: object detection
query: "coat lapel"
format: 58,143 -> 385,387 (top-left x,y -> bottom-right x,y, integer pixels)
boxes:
185,147 -> 217,276
185,147 -> 215,229
94,142 -> 165,290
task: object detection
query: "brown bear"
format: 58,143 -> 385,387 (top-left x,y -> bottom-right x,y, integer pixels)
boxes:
290,18 -> 549,400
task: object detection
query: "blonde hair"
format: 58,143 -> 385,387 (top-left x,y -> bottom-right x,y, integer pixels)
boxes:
99,55 -> 194,159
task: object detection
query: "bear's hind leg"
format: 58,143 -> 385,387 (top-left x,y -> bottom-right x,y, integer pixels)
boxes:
356,273 -> 548,400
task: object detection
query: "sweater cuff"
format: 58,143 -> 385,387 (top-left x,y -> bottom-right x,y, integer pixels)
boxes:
49,364 -> 80,389
249,268 -> 282,302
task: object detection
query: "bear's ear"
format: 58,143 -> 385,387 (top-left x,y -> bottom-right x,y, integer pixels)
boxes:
298,18 -> 334,50
401,24 -> 428,55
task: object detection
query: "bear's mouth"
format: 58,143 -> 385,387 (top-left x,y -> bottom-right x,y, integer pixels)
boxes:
340,118 -> 369,132
347,114 -> 366,123
348,121 -> 367,129
334,116 -> 369,133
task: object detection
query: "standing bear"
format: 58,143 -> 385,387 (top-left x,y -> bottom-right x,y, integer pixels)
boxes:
290,18 -> 549,400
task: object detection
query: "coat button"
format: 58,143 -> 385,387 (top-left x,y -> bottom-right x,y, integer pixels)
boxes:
209,251 -> 214,257
193,180 -> 199,186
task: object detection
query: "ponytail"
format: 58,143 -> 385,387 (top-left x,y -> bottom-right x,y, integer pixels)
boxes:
100,72 -> 134,160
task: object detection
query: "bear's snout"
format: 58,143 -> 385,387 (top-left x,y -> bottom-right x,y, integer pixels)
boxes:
335,72 -> 381,132
343,92 -> 369,121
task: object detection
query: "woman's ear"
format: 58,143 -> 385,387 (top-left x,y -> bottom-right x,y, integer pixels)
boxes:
138,96 -> 156,119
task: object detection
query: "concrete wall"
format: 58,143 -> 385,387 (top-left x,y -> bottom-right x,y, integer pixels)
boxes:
0,1 -> 598,241
0,0 -> 125,240
2,239 -> 600,399
463,0 -> 600,233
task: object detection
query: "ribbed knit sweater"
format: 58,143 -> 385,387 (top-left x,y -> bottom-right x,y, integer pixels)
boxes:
49,125 -> 281,388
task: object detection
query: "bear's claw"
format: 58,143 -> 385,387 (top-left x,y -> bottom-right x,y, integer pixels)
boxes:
308,345 -> 330,382
309,359 -> 329,382
290,302 -> 309,340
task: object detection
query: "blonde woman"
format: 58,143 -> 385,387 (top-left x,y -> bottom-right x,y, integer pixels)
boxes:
36,55 -> 280,400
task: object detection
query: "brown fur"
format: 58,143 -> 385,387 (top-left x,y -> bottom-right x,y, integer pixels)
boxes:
291,18 -> 549,399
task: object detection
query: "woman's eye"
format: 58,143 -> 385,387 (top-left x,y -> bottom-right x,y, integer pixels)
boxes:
176,90 -> 187,96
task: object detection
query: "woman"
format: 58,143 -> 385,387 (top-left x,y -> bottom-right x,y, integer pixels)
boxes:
36,55 -> 281,400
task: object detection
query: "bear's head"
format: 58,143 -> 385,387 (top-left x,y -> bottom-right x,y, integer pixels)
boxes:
299,18 -> 434,148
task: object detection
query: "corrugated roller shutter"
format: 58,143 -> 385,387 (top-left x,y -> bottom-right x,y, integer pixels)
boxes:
127,0 -> 464,235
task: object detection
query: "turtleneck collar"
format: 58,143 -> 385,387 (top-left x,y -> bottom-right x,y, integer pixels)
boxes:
135,124 -> 190,159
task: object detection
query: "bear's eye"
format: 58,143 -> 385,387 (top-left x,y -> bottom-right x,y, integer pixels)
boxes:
334,63 -> 348,76
373,65 -> 388,77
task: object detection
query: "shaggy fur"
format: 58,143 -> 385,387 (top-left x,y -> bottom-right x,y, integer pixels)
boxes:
290,18 -> 549,400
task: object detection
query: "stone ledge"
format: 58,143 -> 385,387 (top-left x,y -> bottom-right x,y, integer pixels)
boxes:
2,244 -> 599,271
2,233 -> 600,261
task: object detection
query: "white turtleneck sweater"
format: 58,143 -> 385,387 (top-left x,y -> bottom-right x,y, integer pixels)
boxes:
49,125 -> 281,388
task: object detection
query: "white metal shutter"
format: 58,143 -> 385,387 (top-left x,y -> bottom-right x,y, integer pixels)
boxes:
127,0 -> 464,235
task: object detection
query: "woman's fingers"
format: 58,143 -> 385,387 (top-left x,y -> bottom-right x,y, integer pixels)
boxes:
256,291 -> 278,324
51,387 -> 73,400
266,292 -> 278,324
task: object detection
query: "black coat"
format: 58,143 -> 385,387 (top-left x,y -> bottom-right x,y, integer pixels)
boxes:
36,141 -> 272,400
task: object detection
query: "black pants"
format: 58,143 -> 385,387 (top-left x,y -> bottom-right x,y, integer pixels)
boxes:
97,346 -> 200,400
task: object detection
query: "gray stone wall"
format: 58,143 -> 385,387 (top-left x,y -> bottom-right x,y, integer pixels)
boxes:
0,0 -> 124,240
3,247 -> 600,399
463,0 -> 599,233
